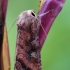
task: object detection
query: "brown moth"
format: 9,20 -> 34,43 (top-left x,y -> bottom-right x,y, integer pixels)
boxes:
14,10 -> 42,70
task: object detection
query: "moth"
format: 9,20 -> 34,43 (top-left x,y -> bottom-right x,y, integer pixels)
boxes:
13,9 -> 51,70
14,10 -> 42,70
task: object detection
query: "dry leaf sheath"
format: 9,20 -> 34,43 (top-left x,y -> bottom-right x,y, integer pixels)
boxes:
0,0 -> 10,70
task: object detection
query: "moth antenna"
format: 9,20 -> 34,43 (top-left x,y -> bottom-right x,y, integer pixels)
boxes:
39,11 -> 50,17
8,18 -> 17,33
38,10 -> 54,36
38,9 -> 54,17
40,22 -> 47,36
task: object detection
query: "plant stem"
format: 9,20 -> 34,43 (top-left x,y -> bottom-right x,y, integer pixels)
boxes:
38,0 -> 66,48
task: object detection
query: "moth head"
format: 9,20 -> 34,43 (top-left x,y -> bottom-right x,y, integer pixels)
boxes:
17,10 -> 37,27
27,10 -> 36,17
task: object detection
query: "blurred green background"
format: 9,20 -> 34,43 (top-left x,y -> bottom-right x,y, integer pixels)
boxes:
6,0 -> 70,70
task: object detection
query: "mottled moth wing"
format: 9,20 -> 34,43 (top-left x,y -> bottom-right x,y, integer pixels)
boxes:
15,10 -> 42,70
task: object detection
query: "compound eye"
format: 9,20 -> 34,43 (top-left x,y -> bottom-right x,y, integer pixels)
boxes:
31,12 -> 35,17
